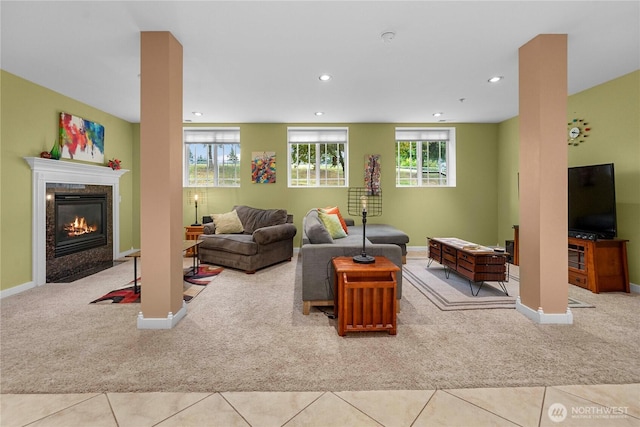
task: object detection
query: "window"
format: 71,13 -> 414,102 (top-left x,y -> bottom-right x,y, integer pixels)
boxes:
288,127 -> 348,187
395,127 -> 456,187
184,128 -> 240,187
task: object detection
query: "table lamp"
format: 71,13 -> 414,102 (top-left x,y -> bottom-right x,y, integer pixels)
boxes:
192,194 -> 200,226
348,187 -> 382,264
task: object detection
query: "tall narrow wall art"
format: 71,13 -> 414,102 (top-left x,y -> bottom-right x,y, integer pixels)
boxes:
365,154 -> 381,195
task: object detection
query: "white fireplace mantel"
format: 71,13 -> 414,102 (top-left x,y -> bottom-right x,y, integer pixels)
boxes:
24,157 -> 129,286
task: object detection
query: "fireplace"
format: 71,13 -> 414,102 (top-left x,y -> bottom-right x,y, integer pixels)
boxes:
55,193 -> 108,257
24,157 -> 127,286
45,184 -> 114,282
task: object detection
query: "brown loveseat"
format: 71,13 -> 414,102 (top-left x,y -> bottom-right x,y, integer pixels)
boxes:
198,205 -> 297,273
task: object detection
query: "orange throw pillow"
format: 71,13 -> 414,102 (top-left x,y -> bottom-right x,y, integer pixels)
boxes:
320,206 -> 348,234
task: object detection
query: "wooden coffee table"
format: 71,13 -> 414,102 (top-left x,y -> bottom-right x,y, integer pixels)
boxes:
428,237 -> 508,296
332,256 -> 400,336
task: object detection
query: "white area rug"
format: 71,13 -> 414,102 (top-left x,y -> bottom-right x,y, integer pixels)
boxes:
403,259 -> 594,311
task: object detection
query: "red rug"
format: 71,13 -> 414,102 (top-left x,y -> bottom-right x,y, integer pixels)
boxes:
90,265 -> 223,304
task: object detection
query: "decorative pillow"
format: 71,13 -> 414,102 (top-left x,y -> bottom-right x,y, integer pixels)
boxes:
306,221 -> 333,244
318,211 -> 348,239
320,206 -> 348,234
211,210 -> 244,234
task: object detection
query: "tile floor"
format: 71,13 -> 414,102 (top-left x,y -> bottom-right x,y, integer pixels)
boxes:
2,384 -> 639,426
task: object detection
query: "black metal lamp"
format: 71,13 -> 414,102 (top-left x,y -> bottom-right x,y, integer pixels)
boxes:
191,194 -> 200,226
348,187 -> 382,264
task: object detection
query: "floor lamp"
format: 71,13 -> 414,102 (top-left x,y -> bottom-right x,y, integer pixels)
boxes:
348,187 -> 382,264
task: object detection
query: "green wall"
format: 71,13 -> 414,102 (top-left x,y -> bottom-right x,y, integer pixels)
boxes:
184,122 -> 501,251
497,70 -> 640,284
1,71 -> 136,291
2,68 -> 638,292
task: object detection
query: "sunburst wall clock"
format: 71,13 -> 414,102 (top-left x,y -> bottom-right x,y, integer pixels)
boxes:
567,118 -> 591,146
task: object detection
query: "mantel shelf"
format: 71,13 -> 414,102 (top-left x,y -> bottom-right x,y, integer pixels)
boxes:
24,157 -> 129,180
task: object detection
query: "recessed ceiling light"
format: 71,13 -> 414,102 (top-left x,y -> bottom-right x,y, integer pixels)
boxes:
433,112 -> 443,117
192,111 -> 203,116
488,76 -> 503,83
315,111 -> 324,116
319,74 -> 332,82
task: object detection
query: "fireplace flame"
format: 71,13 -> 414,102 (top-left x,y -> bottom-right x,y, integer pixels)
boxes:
64,216 -> 98,236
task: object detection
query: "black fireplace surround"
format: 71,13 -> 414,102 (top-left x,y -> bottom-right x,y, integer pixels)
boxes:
46,184 -> 113,283
55,193 -> 107,257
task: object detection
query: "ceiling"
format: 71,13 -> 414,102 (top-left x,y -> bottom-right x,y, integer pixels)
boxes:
1,1 -> 638,124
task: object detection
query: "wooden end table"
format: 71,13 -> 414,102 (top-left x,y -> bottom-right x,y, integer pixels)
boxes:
184,225 -> 204,257
332,256 -> 400,336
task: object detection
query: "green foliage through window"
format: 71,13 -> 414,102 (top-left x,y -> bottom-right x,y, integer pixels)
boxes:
288,128 -> 348,187
184,128 -> 240,187
395,128 -> 455,187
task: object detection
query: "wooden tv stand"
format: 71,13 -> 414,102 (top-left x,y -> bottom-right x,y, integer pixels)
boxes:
568,237 -> 629,293
510,228 -> 629,294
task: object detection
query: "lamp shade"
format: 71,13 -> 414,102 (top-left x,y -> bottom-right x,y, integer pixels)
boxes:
348,188 -> 381,217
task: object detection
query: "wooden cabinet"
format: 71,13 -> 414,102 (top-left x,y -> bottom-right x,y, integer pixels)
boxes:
332,257 -> 399,336
428,239 -> 442,264
442,243 -> 458,270
456,251 -> 507,282
184,225 -> 204,257
568,237 -> 629,293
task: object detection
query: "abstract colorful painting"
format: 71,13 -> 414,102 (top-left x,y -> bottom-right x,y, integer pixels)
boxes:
59,112 -> 105,163
251,152 -> 276,183
365,154 -> 381,195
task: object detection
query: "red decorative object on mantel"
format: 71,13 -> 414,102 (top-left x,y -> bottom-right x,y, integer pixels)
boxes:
107,158 -> 121,170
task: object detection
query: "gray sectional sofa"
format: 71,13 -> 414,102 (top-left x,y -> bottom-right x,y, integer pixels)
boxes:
300,208 -> 409,315
198,205 -> 297,273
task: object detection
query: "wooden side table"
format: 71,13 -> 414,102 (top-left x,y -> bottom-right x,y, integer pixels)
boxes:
332,256 -> 400,336
184,225 -> 204,257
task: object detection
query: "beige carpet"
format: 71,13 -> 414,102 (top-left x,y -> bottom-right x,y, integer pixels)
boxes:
1,254 -> 639,394
403,259 -> 594,310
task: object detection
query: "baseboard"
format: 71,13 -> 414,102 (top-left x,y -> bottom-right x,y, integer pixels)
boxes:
630,282 -> 640,294
136,301 -> 187,329
515,296 -> 574,324
118,248 -> 140,258
0,281 -> 37,299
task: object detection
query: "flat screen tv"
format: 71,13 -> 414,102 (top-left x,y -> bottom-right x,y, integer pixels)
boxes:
568,163 -> 617,239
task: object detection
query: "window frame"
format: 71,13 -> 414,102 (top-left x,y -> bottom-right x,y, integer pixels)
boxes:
395,127 -> 456,187
183,127 -> 241,188
287,127 -> 349,188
